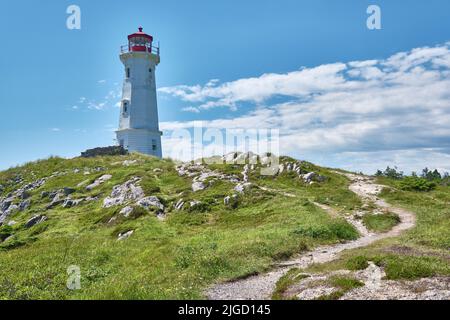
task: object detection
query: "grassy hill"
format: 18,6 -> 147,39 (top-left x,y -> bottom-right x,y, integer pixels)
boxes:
0,153 -> 365,299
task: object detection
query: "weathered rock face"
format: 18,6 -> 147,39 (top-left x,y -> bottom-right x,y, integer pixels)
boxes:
119,206 -> 134,217
25,215 -> 47,228
103,177 -> 144,208
19,199 -> 31,211
174,199 -> 185,211
62,198 -> 85,208
192,181 -> 206,192
0,177 -> 49,225
46,192 -> 65,210
189,200 -> 201,208
117,230 -> 133,241
123,160 -> 138,166
86,174 -> 112,191
137,196 -> 164,212
234,182 -> 253,194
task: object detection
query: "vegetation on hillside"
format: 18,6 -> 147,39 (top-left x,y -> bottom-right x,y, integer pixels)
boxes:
0,154 -> 362,299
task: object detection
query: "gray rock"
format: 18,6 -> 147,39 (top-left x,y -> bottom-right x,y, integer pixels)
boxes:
189,200 -> 201,208
192,181 -> 206,192
7,220 -> 17,226
224,152 -> 238,163
224,196 -> 231,205
86,174 -> 112,191
62,198 -> 84,208
117,230 -> 134,241
174,199 -> 185,211
234,182 -> 253,194
46,193 -> 64,209
103,177 -> 144,208
123,160 -> 138,166
153,168 -> 163,173
137,196 -> 164,212
0,197 -> 13,212
119,206 -> 134,217
25,215 -> 47,228
19,199 -> 31,211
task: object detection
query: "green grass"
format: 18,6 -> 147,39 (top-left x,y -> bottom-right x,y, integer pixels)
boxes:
362,212 -> 400,232
0,154 -> 361,299
273,174 -> 450,298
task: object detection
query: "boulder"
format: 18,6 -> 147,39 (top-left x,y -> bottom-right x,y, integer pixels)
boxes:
224,152 -> 238,163
174,199 -> 185,211
234,182 -> 253,194
123,160 -> 138,166
62,198 -> 84,208
119,206 -> 134,217
224,196 -> 231,205
102,178 -> 144,208
189,200 -> 201,208
46,192 -> 65,209
0,197 -> 13,212
25,215 -> 47,228
19,199 -> 31,211
137,196 -> 164,212
86,174 -> 112,191
192,181 -> 206,192
117,230 -> 134,241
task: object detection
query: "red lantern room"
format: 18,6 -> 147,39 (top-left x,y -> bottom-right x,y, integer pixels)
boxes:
121,27 -> 159,55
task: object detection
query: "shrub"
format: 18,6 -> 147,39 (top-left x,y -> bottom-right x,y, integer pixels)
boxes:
398,176 -> 436,192
0,225 -> 13,242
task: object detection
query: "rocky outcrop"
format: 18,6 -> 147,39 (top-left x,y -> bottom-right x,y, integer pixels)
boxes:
103,177 -> 144,208
136,196 -> 164,212
234,182 -> 253,194
174,199 -> 185,211
25,215 -> 47,228
117,230 -> 134,241
192,181 -> 206,192
86,174 -> 112,191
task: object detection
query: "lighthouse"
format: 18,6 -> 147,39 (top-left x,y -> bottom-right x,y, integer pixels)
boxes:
116,27 -> 162,158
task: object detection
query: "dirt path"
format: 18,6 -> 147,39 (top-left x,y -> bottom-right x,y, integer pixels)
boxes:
206,173 -> 416,300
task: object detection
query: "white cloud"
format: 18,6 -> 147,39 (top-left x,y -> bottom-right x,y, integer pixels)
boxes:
181,106 -> 200,113
50,128 -> 61,132
160,43 -> 450,173
98,79 -> 107,84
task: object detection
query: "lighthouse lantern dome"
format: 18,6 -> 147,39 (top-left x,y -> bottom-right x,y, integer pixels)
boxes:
127,27 -> 154,52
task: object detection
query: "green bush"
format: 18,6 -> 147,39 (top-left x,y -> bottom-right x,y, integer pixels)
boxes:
0,226 -> 13,242
398,176 -> 436,192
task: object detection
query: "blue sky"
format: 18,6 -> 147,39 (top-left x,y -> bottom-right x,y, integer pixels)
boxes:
1,0 -> 450,173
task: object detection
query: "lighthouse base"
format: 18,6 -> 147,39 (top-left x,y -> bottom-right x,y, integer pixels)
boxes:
116,128 -> 162,158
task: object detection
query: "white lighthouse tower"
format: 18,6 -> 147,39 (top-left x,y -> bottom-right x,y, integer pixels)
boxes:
116,27 -> 162,158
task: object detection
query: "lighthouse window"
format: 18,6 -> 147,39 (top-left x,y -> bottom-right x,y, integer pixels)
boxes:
149,68 -> 152,73
126,68 -> 130,78
152,139 -> 157,151
123,102 -> 128,114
